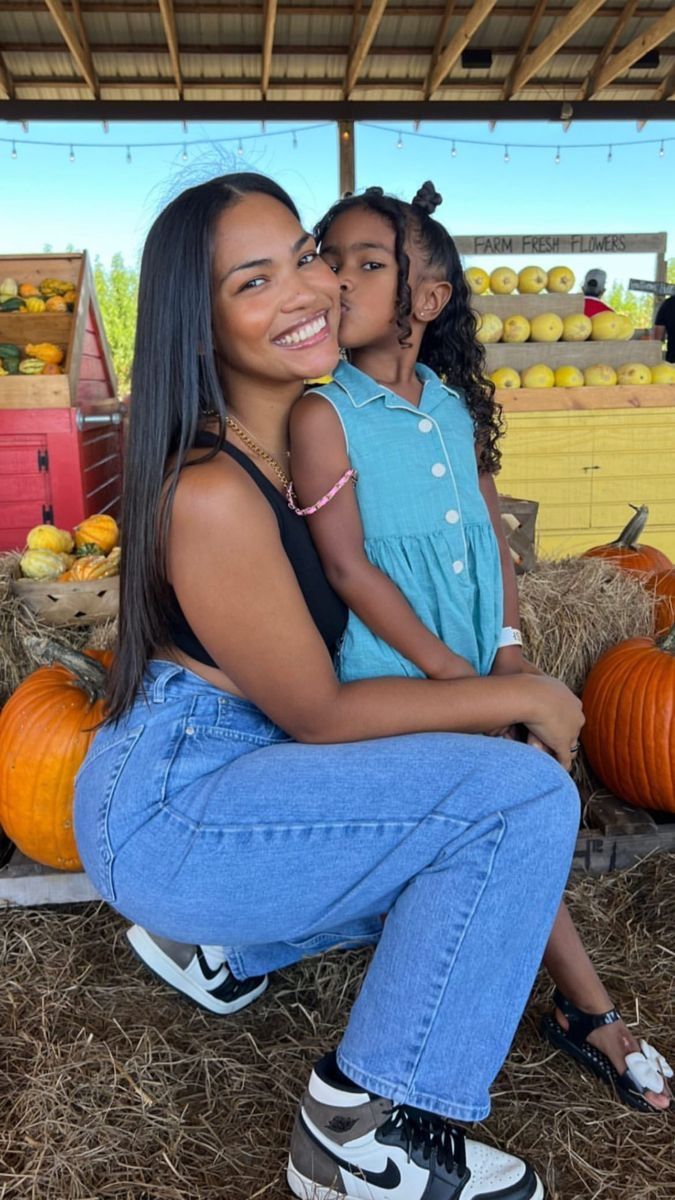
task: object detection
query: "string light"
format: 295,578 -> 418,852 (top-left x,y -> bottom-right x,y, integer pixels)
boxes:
554,146 -> 561,164
503,145 -> 510,163
451,140 -> 457,157
237,138 -> 244,156
102,120 -> 109,133
69,145 -> 75,162
20,121 -> 29,133
396,132 -> 403,149
607,145 -> 613,162
659,140 -> 665,157
126,146 -> 132,164
292,130 -> 298,149
181,144 -> 188,161
10,141 -> 17,159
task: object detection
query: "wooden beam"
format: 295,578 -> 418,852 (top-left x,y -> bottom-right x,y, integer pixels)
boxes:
654,64 -> 675,100
427,0 -> 499,96
44,0 -> 98,95
5,40 -> 674,57
157,0 -> 182,96
10,73 -> 668,93
577,0 -> 639,100
509,0 -> 606,95
261,0 -> 278,98
589,8 -> 675,96
338,118 -> 355,193
344,0 -> 389,97
0,3 -> 671,16
423,0 -> 456,100
0,49 -> 13,99
501,0 -> 548,100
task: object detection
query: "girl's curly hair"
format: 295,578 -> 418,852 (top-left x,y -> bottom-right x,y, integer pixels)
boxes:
314,182 -> 503,473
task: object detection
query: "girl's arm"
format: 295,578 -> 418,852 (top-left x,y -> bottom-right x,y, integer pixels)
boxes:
478,465 -> 532,676
290,393 -> 475,679
169,450 -> 583,764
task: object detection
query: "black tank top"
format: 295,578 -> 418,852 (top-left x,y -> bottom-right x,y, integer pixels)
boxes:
167,432 -> 347,668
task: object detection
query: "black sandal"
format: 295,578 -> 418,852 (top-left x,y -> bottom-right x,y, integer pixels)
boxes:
540,988 -> 673,1113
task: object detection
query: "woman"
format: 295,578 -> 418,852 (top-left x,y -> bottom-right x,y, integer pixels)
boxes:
74,173 -> 582,1200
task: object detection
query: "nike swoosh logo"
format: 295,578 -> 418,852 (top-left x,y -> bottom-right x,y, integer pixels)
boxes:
299,1111 -> 402,1189
195,946 -> 225,981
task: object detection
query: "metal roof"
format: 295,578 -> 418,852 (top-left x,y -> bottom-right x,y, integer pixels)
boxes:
0,2 -> 673,114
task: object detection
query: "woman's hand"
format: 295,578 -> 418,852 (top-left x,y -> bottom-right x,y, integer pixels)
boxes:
521,676 -> 584,773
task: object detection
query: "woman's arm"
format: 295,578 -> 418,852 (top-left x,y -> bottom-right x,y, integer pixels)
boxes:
289,393 -> 474,679
168,452 -> 583,765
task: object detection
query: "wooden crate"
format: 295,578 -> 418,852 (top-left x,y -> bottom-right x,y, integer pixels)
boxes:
0,253 -> 124,551
485,340 -> 663,372
472,293 -> 581,319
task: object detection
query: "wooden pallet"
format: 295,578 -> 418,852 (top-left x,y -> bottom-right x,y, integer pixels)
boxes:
1,794 -> 674,907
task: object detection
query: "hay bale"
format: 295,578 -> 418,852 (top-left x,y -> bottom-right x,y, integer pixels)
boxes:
0,552 -> 117,708
518,557 -> 654,697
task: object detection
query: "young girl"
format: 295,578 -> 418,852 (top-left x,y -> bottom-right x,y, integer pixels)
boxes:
288,181 -> 672,1115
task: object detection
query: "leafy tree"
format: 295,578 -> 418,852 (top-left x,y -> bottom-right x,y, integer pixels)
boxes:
607,256 -> 675,329
93,253 -> 139,396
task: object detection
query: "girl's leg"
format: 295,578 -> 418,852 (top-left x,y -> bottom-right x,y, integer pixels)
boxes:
543,902 -> 671,1111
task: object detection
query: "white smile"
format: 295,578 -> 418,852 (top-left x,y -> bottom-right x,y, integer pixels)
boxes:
273,313 -> 328,347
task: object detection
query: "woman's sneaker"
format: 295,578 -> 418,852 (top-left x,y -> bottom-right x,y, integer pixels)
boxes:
126,925 -> 268,1015
288,1052 -> 544,1200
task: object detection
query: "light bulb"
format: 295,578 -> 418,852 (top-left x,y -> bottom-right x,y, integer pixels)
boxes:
126,146 -> 132,164
451,141 -> 457,158
181,144 -> 188,161
554,147 -> 561,164
607,145 -> 613,162
11,141 -> 17,159
503,146 -> 510,163
292,131 -> 298,149
396,132 -> 403,150
69,145 -> 75,162
659,141 -> 665,158
237,139 -> 244,157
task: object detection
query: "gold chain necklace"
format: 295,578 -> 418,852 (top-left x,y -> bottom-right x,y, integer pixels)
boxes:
225,415 -> 291,489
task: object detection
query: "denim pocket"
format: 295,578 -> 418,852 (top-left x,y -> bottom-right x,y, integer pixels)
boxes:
75,724 -> 145,903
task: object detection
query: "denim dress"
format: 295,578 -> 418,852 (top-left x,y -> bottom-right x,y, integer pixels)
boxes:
310,361 -> 503,681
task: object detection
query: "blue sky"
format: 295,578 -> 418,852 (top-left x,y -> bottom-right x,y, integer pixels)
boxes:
2,117 -> 674,292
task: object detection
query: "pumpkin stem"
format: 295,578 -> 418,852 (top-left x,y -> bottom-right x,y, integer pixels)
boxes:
612,504 -> 649,549
658,624 -> 675,654
24,636 -> 108,703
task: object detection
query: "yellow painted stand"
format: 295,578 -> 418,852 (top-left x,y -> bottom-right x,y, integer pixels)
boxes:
496,389 -> 675,560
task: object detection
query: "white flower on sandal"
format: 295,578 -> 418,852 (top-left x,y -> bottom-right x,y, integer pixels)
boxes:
625,1040 -> 674,1094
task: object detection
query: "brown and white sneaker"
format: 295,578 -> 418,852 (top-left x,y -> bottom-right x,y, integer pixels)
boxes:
126,925 -> 268,1016
287,1051 -> 544,1200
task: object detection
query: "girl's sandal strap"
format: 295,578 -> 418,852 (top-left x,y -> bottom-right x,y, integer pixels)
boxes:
551,988 -> 621,1046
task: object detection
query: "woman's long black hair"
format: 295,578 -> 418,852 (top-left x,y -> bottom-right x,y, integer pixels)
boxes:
106,173 -> 301,721
314,182 -> 503,475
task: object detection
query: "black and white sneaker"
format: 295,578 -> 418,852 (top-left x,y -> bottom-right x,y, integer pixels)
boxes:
288,1052 -> 544,1200
126,925 -> 268,1016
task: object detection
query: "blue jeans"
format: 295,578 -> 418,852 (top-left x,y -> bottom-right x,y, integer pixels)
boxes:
74,660 -> 579,1122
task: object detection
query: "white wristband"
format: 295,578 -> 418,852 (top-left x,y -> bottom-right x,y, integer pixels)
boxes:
497,625 -> 523,649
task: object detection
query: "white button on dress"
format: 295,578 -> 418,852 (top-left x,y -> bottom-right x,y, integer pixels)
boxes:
431,463 -> 446,477
418,418 -> 433,433
452,560 -> 464,574
444,509 -> 459,524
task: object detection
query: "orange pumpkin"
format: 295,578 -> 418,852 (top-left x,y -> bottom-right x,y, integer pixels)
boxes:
0,648 -> 112,869
651,568 -> 675,638
74,513 -> 119,554
581,625 -> 675,813
18,283 -> 40,298
582,505 -> 671,575
42,363 -> 64,375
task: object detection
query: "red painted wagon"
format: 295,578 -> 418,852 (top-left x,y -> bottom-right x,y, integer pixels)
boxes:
0,252 -> 124,552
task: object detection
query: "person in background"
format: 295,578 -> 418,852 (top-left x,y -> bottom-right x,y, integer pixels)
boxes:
651,292 -> 675,362
581,268 -> 614,318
